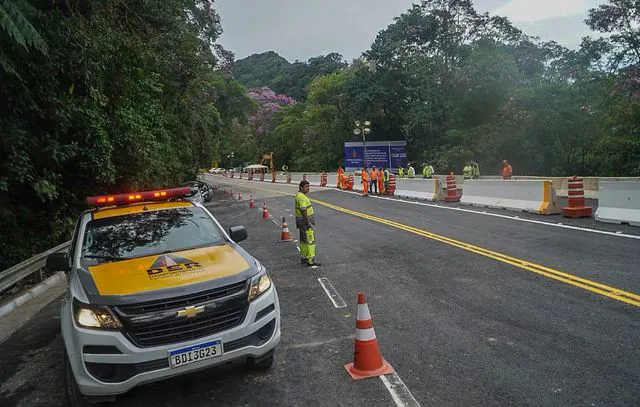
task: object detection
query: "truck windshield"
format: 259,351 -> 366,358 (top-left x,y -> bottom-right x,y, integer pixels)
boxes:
81,207 -> 224,264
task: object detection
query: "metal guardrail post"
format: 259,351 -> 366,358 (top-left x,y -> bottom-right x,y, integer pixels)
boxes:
0,241 -> 71,294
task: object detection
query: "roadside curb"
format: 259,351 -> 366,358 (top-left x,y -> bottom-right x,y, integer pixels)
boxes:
0,271 -> 67,319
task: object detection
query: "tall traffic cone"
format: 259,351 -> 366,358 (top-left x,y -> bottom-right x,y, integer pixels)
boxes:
249,196 -> 256,208
279,217 -> 294,242
344,292 -> 394,380
262,203 -> 269,220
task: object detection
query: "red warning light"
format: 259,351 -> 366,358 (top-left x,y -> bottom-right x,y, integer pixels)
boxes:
86,187 -> 192,206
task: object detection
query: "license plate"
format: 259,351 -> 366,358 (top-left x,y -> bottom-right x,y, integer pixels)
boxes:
168,340 -> 223,368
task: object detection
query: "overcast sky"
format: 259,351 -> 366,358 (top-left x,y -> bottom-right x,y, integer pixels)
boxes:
215,0 -> 605,62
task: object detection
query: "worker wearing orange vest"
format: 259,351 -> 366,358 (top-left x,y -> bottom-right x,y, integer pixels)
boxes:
369,167 -> 378,195
337,166 -> 345,189
361,168 -> 369,197
377,168 -> 384,195
501,160 -> 513,180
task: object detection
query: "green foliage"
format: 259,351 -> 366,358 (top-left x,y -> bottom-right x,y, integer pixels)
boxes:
240,0 -> 640,178
0,0 -> 254,270
233,51 -> 347,100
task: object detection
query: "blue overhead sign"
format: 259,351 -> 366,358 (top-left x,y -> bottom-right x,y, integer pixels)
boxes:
344,141 -> 407,171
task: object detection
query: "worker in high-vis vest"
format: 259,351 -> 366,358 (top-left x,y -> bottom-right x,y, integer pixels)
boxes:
377,167 -> 384,194
369,167 -> 378,195
463,162 -> 473,179
295,180 -> 320,267
470,160 -> 480,179
361,167 -> 369,197
422,164 -> 434,178
502,160 -> 513,179
407,164 -> 415,178
383,168 -> 390,193
398,166 -> 404,178
337,166 -> 345,189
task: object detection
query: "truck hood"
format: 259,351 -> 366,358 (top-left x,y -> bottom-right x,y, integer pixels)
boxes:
85,244 -> 252,297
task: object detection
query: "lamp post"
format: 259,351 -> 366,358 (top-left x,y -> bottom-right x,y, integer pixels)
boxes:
353,120 -> 372,168
227,152 -> 235,169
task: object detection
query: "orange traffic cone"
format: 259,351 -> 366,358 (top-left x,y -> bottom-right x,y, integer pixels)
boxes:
344,292 -> 394,380
249,196 -> 255,208
279,217 -> 294,242
262,203 -> 269,220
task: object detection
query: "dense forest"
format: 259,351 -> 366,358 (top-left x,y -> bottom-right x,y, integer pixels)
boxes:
0,0 -> 255,269
1,0 -> 639,269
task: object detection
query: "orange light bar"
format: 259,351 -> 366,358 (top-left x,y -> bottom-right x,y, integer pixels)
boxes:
86,187 -> 192,206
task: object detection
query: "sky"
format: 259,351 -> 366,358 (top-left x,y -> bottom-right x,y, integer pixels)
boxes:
215,0 -> 605,62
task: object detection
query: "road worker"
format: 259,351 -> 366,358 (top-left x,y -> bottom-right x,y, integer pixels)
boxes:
502,160 -> 513,180
463,162 -> 473,179
471,160 -> 480,179
422,164 -> 434,178
377,167 -> 384,194
383,168 -> 390,194
398,166 -> 404,178
295,180 -> 320,267
361,167 -> 369,197
407,163 -> 415,178
337,166 -> 345,189
369,167 -> 378,195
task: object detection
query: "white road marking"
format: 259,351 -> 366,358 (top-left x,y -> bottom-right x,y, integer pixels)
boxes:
286,336 -> 355,349
380,372 -> 420,407
334,189 -> 640,240
380,372 -> 421,407
317,277 -> 346,308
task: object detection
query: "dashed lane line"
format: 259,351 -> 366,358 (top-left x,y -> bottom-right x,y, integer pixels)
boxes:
381,372 -> 422,407
317,278 -> 347,308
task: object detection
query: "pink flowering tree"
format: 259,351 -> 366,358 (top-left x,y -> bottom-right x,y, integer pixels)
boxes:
247,87 -> 296,135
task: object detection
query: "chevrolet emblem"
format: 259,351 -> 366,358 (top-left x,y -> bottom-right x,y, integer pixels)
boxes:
177,305 -> 204,318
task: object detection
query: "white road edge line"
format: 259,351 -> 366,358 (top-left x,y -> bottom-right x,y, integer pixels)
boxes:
334,188 -> 640,240
380,372 -> 421,407
317,277 -> 347,308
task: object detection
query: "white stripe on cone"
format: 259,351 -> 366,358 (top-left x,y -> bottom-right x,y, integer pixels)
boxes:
357,303 -> 372,321
356,327 -> 377,341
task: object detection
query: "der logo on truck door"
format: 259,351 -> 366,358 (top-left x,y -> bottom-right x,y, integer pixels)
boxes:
146,254 -> 203,279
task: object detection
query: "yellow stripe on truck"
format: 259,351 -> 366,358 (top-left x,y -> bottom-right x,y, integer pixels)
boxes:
93,201 -> 193,219
88,245 -> 250,296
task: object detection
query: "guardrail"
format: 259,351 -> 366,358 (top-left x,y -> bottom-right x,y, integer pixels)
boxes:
0,241 -> 71,294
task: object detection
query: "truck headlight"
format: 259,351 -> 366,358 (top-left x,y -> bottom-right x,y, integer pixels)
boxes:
248,273 -> 272,302
73,299 -> 122,329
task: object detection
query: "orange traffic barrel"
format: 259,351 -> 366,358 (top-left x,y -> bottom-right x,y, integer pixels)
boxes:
347,175 -> 354,191
386,174 -> 396,196
445,174 -> 460,202
562,176 -> 593,218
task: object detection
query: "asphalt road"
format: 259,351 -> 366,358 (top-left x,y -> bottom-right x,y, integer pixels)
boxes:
1,176 -> 638,407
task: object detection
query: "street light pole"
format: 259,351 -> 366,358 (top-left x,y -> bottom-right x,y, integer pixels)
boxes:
354,120 -> 372,168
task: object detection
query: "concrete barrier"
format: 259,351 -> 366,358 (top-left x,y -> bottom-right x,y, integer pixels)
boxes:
595,181 -> 640,226
395,179 -> 443,201
460,180 -> 561,215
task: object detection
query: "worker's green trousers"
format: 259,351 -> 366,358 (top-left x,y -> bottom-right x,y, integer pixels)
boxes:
299,229 -> 316,264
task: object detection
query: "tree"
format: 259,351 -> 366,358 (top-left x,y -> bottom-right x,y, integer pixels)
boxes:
0,0 -> 48,75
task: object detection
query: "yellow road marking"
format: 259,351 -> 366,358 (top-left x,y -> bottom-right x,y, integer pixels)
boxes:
218,178 -> 640,308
